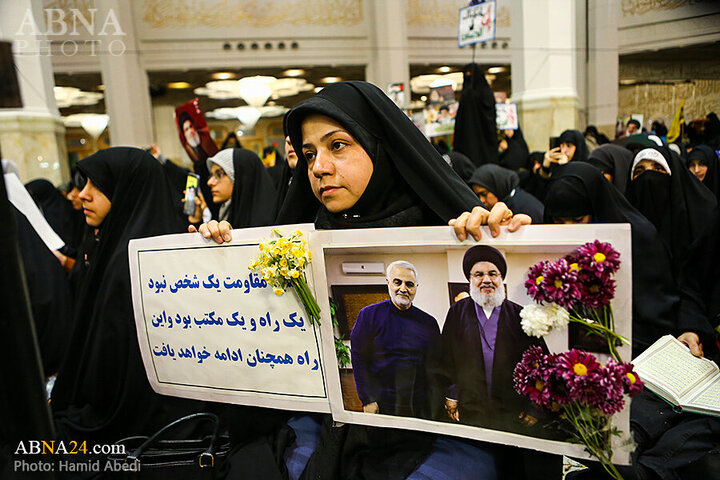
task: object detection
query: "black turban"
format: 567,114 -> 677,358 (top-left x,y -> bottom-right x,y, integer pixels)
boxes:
462,245 -> 507,279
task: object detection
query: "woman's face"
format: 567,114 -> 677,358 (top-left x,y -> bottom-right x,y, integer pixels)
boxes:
301,114 -> 373,213
207,164 -> 233,203
552,214 -> 593,224
632,159 -> 669,180
560,142 -> 576,162
471,184 -> 499,208
78,178 -> 111,227
688,159 -> 708,182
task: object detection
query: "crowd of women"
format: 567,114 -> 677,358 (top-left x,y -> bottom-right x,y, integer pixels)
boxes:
4,74 -> 720,479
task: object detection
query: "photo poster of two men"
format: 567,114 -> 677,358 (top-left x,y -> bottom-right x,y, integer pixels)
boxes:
314,225 -> 633,461
174,99 -> 219,164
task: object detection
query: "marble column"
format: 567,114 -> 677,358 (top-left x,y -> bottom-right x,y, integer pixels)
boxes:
510,0 -> 579,151
365,0 -> 410,106
0,0 -> 68,184
96,0 -> 154,147
586,0 -> 618,138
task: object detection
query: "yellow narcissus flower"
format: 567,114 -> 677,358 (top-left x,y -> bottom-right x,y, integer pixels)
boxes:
280,258 -> 288,267
290,270 -> 300,279
294,230 -> 302,237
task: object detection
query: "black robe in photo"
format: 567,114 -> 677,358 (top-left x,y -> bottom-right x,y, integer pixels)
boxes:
436,297 -> 548,434
51,147 -> 204,443
453,63 -> 498,167
544,162 -> 679,356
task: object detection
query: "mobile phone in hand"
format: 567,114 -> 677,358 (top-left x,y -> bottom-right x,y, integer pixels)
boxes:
183,172 -> 201,216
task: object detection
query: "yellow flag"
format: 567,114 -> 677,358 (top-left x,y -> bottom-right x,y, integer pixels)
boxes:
667,100 -> 684,143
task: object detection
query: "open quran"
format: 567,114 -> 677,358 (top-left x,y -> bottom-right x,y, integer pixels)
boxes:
634,335 -> 720,416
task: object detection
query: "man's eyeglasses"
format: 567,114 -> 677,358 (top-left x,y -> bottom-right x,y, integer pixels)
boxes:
210,170 -> 227,181
470,271 -> 500,280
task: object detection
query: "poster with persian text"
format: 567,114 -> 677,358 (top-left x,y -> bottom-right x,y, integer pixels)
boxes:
128,224 -> 329,413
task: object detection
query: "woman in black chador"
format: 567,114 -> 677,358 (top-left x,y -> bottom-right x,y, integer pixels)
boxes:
198,81 -> 539,480
52,147 -> 203,443
543,161 -> 679,357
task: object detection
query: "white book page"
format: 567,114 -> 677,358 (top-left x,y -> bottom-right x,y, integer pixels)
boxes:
686,373 -> 720,412
634,336 -> 718,402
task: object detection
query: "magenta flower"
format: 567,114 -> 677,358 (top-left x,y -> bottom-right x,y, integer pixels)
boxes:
525,260 -> 551,303
607,360 -> 644,396
576,240 -> 621,275
576,270 -> 616,309
540,259 -> 582,308
513,346 -> 552,407
593,367 -> 627,415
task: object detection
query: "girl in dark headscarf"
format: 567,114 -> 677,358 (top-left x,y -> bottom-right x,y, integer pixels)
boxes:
203,148 -> 278,228
543,162 -> 678,357
558,129 -> 589,163
452,63 -> 498,166
468,164 -> 544,224
25,178 -> 85,259
280,81 -> 483,228
626,146 -> 717,276
52,147 -> 203,443
685,145 -> 720,200
498,126 -> 530,171
583,144 -> 634,195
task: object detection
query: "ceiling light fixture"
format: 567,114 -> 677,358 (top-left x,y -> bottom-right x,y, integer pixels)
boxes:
167,82 -> 192,89
487,66 -> 506,74
212,72 -> 236,80
283,69 -> 305,77
320,76 -> 342,84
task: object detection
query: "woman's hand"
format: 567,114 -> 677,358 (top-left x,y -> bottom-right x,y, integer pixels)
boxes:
188,220 -> 234,243
449,203 -> 532,241
543,147 -> 569,168
185,191 -> 207,224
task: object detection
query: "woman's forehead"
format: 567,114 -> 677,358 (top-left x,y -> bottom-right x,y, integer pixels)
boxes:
301,114 -> 346,135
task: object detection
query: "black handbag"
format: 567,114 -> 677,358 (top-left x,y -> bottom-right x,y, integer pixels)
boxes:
107,412 -> 230,479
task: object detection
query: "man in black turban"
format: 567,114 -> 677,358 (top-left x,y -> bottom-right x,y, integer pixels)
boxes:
437,245 -> 547,434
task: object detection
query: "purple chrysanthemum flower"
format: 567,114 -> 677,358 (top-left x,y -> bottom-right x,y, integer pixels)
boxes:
525,260 -> 551,303
593,366 -> 627,414
513,346 -> 554,408
607,360 -> 644,396
540,259 -> 582,308
576,270 -> 616,309
576,240 -> 621,275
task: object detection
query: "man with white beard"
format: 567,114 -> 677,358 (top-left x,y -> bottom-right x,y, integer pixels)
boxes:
350,261 -> 441,419
439,245 -> 547,433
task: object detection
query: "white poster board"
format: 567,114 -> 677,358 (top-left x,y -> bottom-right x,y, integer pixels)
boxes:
496,103 -> 519,130
310,224 -> 633,464
458,1 -> 496,47
128,224 -> 329,413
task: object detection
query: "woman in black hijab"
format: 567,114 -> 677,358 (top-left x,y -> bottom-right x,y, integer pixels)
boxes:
685,145 -> 720,200
543,162 -> 678,357
498,126 -> 530,171
582,144 -> 634,195
52,147 -> 203,443
25,178 -> 85,259
468,164 -> 544,224
203,147 -> 278,228
626,146 -> 717,276
558,129 -> 589,163
197,81 -> 534,480
453,63 -> 498,166
279,81 -> 484,228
